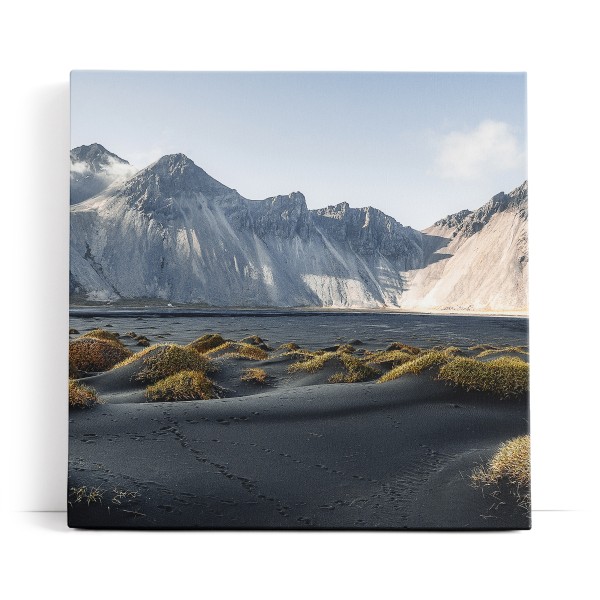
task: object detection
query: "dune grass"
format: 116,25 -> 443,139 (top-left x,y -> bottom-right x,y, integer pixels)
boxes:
336,344 -> 356,354
133,344 -> 215,383
386,342 -> 421,355
377,349 -> 455,383
145,370 -> 216,401
69,485 -> 105,506
187,333 -> 227,353
279,342 -> 300,352
288,351 -> 337,373
438,356 -> 529,396
81,328 -> 121,341
329,353 -> 380,383
206,341 -> 268,360
364,349 -> 416,366
241,368 -> 269,384
68,380 -> 99,409
476,346 -> 528,358
471,435 -> 530,487
69,337 -> 132,377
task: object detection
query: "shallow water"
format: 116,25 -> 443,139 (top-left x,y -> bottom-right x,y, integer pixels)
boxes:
69,309 -> 528,350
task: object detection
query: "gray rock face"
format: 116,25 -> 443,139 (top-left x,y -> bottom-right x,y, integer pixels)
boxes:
70,143 -> 136,204
70,148 -> 528,312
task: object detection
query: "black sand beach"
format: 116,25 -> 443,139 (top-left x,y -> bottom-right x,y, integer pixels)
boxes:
68,312 -> 530,529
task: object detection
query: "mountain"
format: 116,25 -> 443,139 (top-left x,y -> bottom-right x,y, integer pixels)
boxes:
399,182 -> 528,312
70,148 -> 528,312
70,143 -> 137,204
70,153 -> 423,307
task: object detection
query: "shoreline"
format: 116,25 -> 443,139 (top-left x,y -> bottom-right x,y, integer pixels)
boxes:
69,305 -> 529,319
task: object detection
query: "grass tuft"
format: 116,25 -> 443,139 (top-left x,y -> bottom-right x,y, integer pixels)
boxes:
288,351 -> 337,373
146,370 -> 216,401
377,350 -> 451,383
476,346 -> 528,359
206,341 -> 268,360
279,342 -> 300,352
68,380 -> 99,409
69,485 -> 105,505
69,337 -> 132,377
81,328 -> 120,341
133,344 -> 214,383
336,344 -> 356,354
471,435 -> 530,487
386,342 -> 421,355
329,354 -> 380,383
187,333 -> 227,353
364,349 -> 416,366
241,368 -> 269,384
438,356 -> 529,396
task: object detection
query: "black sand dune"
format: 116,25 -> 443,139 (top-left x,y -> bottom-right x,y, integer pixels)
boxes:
69,365 -> 529,529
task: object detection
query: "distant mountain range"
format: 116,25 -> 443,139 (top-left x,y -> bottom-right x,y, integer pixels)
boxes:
70,144 -> 528,313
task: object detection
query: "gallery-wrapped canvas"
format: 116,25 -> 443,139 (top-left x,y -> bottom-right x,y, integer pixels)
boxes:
68,72 -> 529,529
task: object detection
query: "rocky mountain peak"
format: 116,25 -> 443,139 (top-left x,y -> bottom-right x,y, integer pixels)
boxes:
120,153 -> 234,207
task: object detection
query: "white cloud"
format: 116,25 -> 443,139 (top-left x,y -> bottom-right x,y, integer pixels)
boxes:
436,120 -> 524,180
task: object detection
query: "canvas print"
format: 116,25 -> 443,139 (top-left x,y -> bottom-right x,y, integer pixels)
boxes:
68,72 -> 529,529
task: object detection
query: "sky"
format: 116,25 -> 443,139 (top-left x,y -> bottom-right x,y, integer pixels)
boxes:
71,72 -> 527,230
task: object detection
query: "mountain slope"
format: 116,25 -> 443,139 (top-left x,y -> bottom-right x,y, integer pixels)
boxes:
398,182 -> 528,312
70,143 -> 137,204
70,154 -> 423,307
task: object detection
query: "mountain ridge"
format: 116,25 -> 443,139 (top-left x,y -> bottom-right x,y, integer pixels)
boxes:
70,146 -> 528,312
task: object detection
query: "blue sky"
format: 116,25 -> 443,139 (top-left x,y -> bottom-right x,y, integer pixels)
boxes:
71,71 -> 526,229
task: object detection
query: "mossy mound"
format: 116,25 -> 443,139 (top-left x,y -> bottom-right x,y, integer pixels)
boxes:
146,370 -> 216,402
69,337 -> 132,377
133,344 -> 214,384
241,368 -> 269,384
472,435 -> 530,487
329,354 -> 380,383
68,380 -> 99,408
187,333 -> 228,353
240,336 -> 270,350
136,336 -> 151,347
438,356 -> 529,396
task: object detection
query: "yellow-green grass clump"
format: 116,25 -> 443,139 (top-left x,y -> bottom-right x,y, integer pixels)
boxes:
146,370 -> 216,402
241,368 -> 269,384
111,343 -> 164,370
438,356 -> 529,396
471,435 -> 530,487
206,341 -> 268,361
187,333 -> 227,353
288,351 -> 337,374
329,354 -> 380,383
336,344 -> 356,354
364,349 -> 416,366
69,336 -> 132,377
68,380 -> 99,408
476,346 -> 528,359
279,342 -> 300,352
377,349 -> 454,383
134,344 -> 214,383
81,328 -> 121,341
386,342 -> 421,355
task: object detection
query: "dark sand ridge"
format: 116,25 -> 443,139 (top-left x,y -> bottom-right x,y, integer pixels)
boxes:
69,341 -> 529,529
